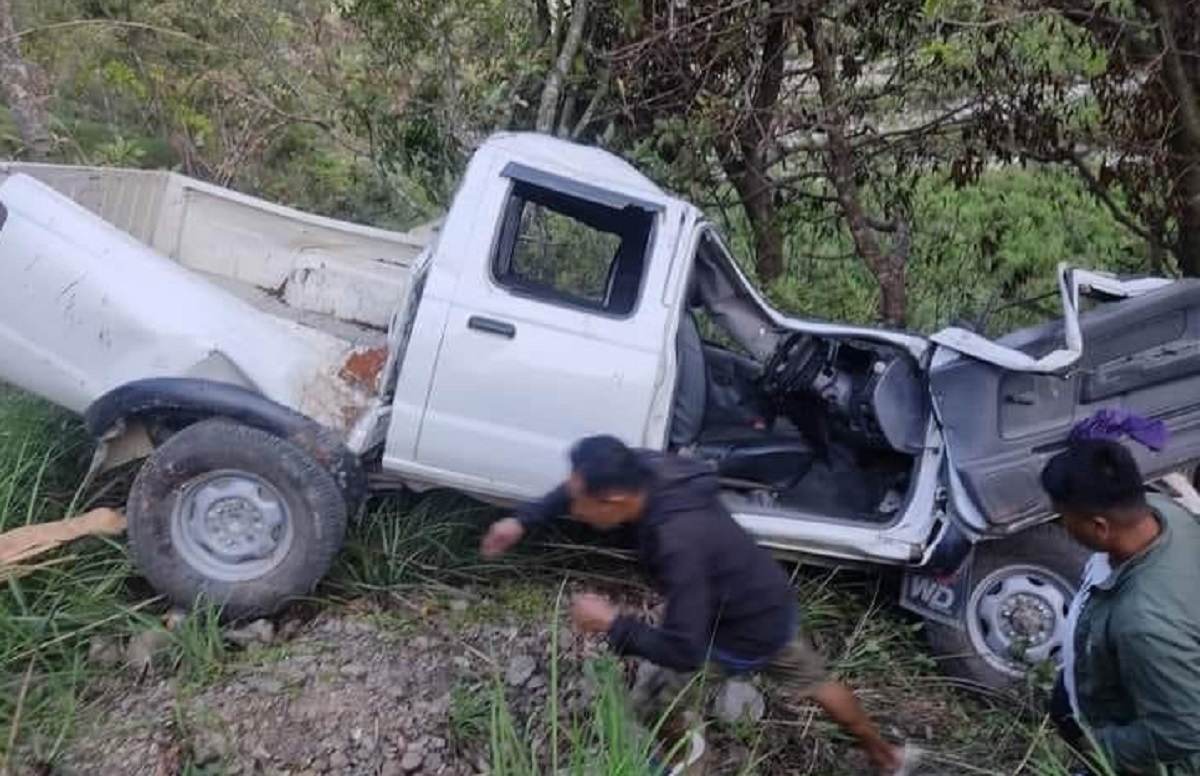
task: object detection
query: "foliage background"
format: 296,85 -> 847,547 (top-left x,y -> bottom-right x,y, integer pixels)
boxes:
0,0 -> 1171,334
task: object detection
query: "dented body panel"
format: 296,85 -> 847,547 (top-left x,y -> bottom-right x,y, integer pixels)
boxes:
0,168 -> 428,435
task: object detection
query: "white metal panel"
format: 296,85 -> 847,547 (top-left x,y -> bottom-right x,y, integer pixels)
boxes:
0,174 -> 377,433
400,137 -> 682,498
0,162 -> 428,331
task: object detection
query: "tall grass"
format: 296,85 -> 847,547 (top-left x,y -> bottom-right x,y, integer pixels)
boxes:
489,656 -> 666,776
0,389 -> 147,764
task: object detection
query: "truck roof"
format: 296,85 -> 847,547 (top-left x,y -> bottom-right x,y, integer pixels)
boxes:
480,132 -> 670,203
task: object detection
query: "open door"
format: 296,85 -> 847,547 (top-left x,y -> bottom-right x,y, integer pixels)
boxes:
932,276 -> 1200,527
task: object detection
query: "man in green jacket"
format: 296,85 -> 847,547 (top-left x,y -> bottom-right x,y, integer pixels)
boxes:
1041,440 -> 1200,775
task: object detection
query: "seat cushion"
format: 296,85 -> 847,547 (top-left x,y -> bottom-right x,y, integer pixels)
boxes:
694,432 -> 815,491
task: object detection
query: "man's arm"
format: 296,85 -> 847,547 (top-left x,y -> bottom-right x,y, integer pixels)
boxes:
481,484 -> 571,558
515,483 -> 571,530
1091,625 -> 1200,771
607,547 -> 711,672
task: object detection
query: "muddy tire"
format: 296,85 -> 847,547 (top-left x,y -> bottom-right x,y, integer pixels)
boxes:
924,522 -> 1088,689
127,418 -> 348,619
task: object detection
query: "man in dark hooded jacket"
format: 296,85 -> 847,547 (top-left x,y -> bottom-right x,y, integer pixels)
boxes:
481,435 -> 917,774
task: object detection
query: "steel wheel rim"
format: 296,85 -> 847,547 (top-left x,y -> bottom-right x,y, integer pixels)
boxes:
170,469 -> 294,582
965,564 -> 1074,678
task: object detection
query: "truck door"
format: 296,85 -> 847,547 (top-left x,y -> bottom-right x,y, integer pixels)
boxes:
413,166 -> 675,497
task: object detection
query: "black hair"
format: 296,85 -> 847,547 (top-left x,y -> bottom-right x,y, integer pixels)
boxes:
1040,439 -> 1147,514
569,435 -> 653,496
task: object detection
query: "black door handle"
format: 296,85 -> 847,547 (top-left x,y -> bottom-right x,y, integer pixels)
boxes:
468,316 -> 516,339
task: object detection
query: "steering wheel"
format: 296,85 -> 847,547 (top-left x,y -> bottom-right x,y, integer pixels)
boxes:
759,332 -> 825,398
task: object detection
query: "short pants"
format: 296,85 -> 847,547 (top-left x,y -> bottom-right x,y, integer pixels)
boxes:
629,629 -> 829,723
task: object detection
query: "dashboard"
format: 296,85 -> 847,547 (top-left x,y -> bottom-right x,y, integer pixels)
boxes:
762,333 -> 926,454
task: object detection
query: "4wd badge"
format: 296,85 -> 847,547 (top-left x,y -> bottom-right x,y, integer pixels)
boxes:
901,568 -> 971,628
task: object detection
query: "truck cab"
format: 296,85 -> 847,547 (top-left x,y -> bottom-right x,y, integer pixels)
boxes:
381,134 -> 942,568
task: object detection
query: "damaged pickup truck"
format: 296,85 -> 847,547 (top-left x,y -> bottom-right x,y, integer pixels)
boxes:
3,133 -> 1200,688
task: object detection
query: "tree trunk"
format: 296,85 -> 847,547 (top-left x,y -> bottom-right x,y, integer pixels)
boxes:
718,2 -> 789,285
0,0 -> 52,159
536,0 -> 588,134
804,14 -> 908,326
1176,158 -> 1200,277
723,156 -> 785,283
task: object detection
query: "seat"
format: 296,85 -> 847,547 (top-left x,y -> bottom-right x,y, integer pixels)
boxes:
694,429 -> 816,492
671,312 -> 815,491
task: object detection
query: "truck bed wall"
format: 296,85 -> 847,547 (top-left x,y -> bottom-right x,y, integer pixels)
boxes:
0,163 -> 431,332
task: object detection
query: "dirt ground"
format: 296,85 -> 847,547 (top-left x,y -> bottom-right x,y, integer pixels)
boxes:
13,579 -> 1057,776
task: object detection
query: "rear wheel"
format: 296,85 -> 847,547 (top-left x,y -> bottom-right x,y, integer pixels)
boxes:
925,522 -> 1088,688
127,419 -> 348,618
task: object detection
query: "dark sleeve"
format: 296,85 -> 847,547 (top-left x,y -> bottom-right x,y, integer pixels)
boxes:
1092,625 -> 1200,771
606,546 -> 711,672
514,483 -> 570,530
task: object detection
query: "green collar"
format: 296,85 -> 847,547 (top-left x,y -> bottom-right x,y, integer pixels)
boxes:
1094,506 -> 1170,592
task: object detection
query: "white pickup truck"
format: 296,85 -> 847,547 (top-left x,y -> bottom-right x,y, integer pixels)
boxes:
4,132 -> 1200,688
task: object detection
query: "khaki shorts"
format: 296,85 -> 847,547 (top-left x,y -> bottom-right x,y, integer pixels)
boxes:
629,631 -> 828,721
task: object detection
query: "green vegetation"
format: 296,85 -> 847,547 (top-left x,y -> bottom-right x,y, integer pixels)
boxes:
4,1 -> 1187,330
0,388 -> 1131,773
0,391 -> 138,765
1,0 -> 1189,771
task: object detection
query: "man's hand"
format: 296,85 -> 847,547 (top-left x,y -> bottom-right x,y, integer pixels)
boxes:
571,593 -> 618,634
480,517 -> 525,558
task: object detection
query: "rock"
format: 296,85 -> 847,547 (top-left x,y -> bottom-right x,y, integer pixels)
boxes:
556,628 -> 575,652
251,744 -> 271,762
411,636 -> 432,650
87,635 -> 123,669
329,749 -> 350,770
449,599 -> 469,613
400,751 -> 424,772
340,662 -> 369,680
278,618 -> 304,641
381,760 -> 405,776
191,731 -> 230,766
424,753 -> 444,771
245,676 -> 284,695
163,609 -> 189,631
526,675 -> 546,691
505,654 -> 536,687
714,679 -> 765,724
224,619 -> 275,648
125,628 -> 172,673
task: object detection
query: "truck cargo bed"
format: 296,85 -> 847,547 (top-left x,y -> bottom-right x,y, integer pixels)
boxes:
0,164 -> 431,433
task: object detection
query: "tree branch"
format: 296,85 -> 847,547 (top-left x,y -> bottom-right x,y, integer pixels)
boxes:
1146,0 -> 1200,152
803,12 -> 907,325
1058,151 -> 1158,243
537,0 -> 588,134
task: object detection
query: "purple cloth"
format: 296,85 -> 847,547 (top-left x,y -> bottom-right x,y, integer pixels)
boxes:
1070,408 -> 1169,451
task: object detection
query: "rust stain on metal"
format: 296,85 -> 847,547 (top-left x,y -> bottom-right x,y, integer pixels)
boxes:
338,346 -> 388,391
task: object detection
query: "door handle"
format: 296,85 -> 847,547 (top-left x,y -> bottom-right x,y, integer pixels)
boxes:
468,316 -> 516,339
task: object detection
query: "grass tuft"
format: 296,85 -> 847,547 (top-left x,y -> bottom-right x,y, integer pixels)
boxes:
0,389 -> 147,764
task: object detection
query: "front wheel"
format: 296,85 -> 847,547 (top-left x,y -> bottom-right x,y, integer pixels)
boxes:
127,419 -> 348,619
925,522 -> 1088,688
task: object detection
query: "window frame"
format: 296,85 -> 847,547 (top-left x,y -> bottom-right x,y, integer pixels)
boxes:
489,175 -> 657,320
